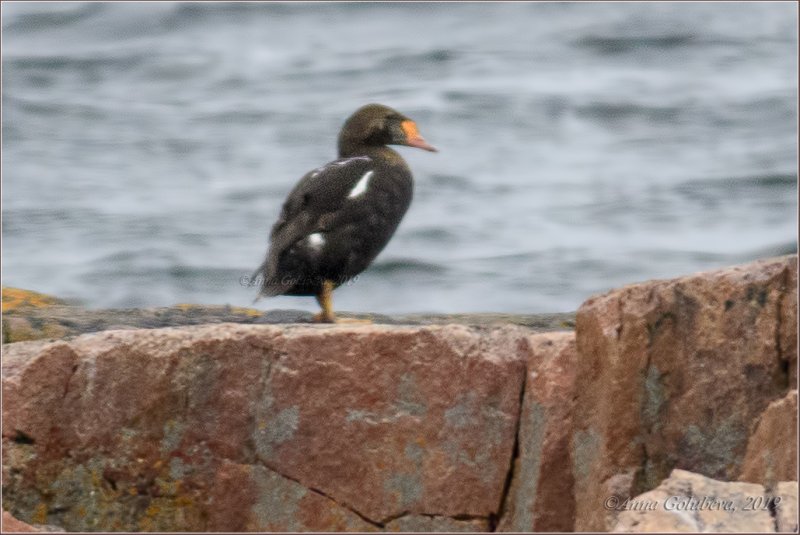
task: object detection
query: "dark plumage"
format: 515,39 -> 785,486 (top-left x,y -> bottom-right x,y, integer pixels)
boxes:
253,103 -> 437,322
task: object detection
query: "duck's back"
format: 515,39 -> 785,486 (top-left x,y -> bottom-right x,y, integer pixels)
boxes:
260,150 -> 413,297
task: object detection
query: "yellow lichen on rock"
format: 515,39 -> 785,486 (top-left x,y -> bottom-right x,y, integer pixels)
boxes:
173,303 -> 199,311
2,287 -> 65,313
32,503 -> 48,525
228,306 -> 264,317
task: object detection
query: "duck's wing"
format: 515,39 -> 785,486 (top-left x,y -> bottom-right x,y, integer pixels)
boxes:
254,156 -> 375,296
270,156 -> 374,242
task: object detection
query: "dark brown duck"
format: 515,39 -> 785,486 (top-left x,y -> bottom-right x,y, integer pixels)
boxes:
253,104 -> 437,322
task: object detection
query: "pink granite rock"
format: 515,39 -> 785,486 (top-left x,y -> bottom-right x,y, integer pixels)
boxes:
252,325 -> 527,522
206,460 -> 376,531
573,255 -> 797,531
740,390 -> 798,487
2,324 -> 529,530
498,331 -> 577,532
3,510 -> 38,532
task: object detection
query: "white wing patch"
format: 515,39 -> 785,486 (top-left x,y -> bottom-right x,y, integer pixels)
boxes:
348,170 -> 374,199
306,232 -> 325,250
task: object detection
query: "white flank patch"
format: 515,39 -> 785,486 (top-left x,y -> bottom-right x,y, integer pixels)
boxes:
348,170 -> 374,199
307,232 -> 325,250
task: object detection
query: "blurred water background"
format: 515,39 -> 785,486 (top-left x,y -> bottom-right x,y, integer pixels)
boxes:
2,1 -> 797,314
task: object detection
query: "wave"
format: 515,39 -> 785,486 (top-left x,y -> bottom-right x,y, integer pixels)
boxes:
3,2 -> 103,31
675,173 -> 797,196
379,48 -> 457,67
406,227 -> 460,242
5,94 -> 110,120
5,51 -> 147,72
574,101 -> 683,123
576,34 -> 696,54
638,244 -> 798,265
741,242 -> 798,259
3,207 -> 107,233
82,261 -> 244,287
369,259 -> 448,276
428,173 -> 476,191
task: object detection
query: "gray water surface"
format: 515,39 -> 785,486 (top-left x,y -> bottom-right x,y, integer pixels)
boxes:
2,2 -> 797,313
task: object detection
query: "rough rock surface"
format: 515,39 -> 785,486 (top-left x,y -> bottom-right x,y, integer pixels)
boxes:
3,323 -> 531,531
206,460 -> 375,532
498,332 -> 577,532
0,510 -> 63,533
740,390 -> 798,487
2,510 -> 38,532
3,255 -> 797,532
773,481 -> 798,533
611,469 -> 795,533
383,515 -> 488,532
573,255 -> 797,531
0,287 -> 576,344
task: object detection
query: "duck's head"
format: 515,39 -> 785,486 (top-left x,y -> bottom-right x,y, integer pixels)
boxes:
337,103 -> 437,157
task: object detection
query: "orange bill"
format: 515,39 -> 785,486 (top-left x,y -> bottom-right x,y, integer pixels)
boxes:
401,120 -> 438,152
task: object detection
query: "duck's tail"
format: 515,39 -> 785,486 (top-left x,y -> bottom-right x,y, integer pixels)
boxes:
249,260 -> 287,304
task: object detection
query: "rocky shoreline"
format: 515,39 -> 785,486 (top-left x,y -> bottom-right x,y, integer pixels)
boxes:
1,255 -> 797,532
1,295 -> 576,345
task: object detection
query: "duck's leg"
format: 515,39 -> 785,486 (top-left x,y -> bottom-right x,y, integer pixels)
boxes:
312,279 -> 372,324
313,280 -> 336,323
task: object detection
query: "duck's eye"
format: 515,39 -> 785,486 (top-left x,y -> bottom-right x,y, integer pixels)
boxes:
385,113 -> 403,126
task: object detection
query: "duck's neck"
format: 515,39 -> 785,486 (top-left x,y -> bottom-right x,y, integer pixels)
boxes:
338,143 -> 406,167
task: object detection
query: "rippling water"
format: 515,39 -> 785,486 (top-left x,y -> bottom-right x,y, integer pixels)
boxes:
2,2 -> 797,313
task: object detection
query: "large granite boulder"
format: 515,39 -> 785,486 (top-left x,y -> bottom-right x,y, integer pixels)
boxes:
2,324 -> 575,531
572,255 -> 797,531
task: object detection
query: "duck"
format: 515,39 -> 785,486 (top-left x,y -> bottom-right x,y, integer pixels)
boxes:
253,103 -> 437,322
